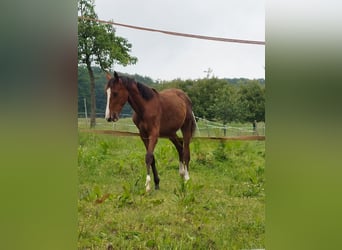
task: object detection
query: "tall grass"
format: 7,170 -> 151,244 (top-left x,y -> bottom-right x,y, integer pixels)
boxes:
78,131 -> 265,249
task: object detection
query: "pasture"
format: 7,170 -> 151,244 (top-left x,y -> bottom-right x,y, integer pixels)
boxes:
78,131 -> 265,249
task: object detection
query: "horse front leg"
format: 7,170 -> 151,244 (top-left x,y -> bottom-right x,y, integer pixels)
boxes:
150,155 -> 160,190
143,135 -> 159,192
145,151 -> 160,191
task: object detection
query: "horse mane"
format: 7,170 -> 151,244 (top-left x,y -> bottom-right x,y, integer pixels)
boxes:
136,82 -> 156,100
120,76 -> 156,101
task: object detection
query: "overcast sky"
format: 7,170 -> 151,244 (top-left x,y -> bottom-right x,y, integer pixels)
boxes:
94,0 -> 265,81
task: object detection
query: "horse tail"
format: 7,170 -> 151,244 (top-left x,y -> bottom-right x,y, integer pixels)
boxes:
186,99 -> 196,137
180,90 -> 196,137
189,111 -> 196,137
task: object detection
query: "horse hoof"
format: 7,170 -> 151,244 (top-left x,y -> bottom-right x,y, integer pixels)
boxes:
184,174 -> 190,182
155,185 -> 160,190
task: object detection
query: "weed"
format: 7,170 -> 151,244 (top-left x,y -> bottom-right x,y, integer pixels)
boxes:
173,179 -> 196,205
213,140 -> 227,162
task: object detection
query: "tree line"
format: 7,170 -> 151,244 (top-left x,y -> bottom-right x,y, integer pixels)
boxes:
78,66 -> 265,124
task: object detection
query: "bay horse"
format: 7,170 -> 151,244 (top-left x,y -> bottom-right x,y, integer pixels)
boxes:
105,71 -> 196,192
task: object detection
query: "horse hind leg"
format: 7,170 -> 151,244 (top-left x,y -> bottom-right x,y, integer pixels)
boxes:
181,118 -> 194,181
169,136 -> 185,177
182,144 -> 190,181
177,135 -> 190,181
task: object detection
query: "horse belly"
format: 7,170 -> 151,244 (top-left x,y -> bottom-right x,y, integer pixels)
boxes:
159,117 -> 184,136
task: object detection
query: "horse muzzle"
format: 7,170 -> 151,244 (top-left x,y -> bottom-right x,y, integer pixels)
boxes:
106,113 -> 119,122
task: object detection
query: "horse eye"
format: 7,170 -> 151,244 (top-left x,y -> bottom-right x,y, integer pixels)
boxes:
112,92 -> 118,97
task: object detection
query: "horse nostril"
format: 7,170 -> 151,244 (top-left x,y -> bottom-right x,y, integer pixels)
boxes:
106,117 -> 112,122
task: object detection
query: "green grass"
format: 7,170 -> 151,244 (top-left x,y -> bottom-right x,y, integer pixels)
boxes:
78,131 -> 265,249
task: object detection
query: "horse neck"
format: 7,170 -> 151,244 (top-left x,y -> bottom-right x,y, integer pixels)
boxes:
125,82 -> 145,116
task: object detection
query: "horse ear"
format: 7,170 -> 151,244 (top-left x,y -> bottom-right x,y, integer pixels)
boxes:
114,71 -> 119,80
105,71 -> 112,81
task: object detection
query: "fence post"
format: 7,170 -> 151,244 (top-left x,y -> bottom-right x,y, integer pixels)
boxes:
206,118 -> 210,137
84,98 -> 88,128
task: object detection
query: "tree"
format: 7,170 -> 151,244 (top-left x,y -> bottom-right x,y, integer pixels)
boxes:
212,84 -> 238,124
78,0 -> 137,127
236,81 -> 265,122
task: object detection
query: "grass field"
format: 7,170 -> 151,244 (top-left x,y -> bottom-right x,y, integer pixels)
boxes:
78,131 -> 265,249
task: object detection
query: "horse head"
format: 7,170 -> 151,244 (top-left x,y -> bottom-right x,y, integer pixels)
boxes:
105,71 -> 129,122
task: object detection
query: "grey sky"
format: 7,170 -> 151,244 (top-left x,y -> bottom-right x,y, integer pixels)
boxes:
95,0 -> 265,81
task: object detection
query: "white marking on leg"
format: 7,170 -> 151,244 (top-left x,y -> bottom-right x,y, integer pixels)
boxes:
105,88 -> 111,119
179,162 -> 185,177
145,175 -> 151,192
184,167 -> 190,181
